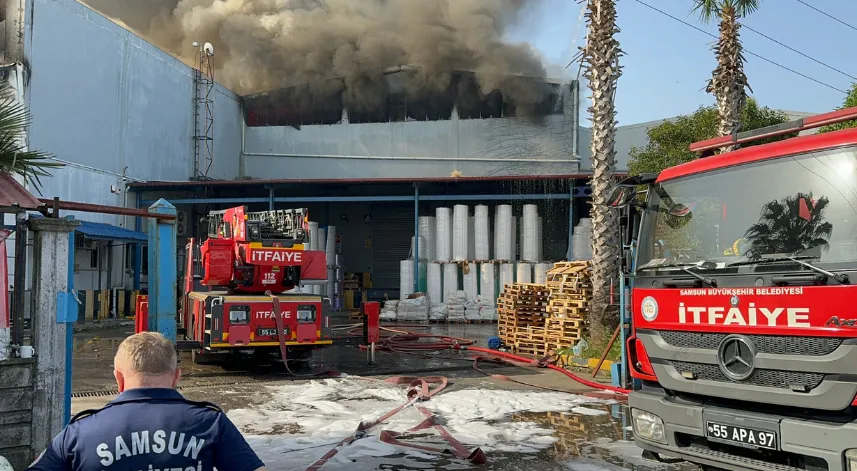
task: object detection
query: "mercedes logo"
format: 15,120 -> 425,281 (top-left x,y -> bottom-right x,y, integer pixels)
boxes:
717,335 -> 756,381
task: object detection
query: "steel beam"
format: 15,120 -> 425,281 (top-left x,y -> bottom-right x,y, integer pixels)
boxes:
147,199 -> 177,342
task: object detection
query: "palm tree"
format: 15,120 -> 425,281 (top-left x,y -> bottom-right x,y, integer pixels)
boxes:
692,0 -> 761,152
583,0 -> 622,343
743,193 -> 833,259
0,80 -> 61,191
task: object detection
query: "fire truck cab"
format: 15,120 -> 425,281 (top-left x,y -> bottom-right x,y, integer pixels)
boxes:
611,108 -> 857,471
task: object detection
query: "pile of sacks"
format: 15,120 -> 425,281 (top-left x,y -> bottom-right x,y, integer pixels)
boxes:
446,291 -> 467,321
381,300 -> 399,321
397,294 -> 429,322
464,295 -> 497,321
429,302 -> 448,321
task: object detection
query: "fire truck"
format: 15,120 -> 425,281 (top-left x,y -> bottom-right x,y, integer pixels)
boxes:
609,106 -> 857,471
178,206 -> 332,364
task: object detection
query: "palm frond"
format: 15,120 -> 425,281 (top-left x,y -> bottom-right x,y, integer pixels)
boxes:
691,0 -> 722,23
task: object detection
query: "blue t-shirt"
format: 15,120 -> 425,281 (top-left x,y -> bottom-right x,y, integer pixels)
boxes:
27,388 -> 264,471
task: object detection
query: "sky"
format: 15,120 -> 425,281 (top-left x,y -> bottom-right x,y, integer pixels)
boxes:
508,0 -> 857,126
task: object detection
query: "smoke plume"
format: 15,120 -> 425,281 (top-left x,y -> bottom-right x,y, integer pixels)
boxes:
82,0 -> 553,116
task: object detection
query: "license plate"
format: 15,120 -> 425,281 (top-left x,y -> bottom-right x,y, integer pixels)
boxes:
705,421 -> 777,450
258,328 -> 286,337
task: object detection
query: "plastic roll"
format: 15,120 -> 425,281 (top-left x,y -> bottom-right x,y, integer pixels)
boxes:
511,215 -> 518,261
479,263 -> 497,305
409,236 -> 427,260
419,216 -> 436,261
516,263 -> 532,284
436,207 -> 452,262
499,263 -> 515,293
418,261 -> 428,293
443,263 -> 459,301
463,266 -> 478,301
325,226 -> 337,258
474,205 -> 490,260
428,262 -> 443,303
400,260 -> 415,299
537,216 -> 543,262
534,263 -> 552,285
468,216 -> 476,260
495,205 -> 513,261
307,222 -> 319,250
522,205 -> 538,262
316,228 -> 326,258
452,205 -> 469,261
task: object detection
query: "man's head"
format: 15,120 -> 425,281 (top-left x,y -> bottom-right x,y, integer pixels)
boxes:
113,332 -> 181,392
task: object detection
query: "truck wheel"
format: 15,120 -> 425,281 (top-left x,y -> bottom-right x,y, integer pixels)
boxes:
192,349 -> 219,365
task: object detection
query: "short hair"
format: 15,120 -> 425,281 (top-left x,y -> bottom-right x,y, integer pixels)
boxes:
115,332 -> 177,376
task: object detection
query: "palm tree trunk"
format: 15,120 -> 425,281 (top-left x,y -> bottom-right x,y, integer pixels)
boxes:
707,5 -> 749,152
583,0 -> 622,345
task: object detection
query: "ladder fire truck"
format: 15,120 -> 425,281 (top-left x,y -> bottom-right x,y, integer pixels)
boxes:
610,106 -> 857,471
178,206 -> 332,363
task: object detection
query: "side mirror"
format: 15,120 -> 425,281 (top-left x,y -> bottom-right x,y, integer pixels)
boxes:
607,184 -> 637,209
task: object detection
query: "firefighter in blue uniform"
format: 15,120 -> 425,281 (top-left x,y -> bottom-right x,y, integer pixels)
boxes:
27,332 -> 267,471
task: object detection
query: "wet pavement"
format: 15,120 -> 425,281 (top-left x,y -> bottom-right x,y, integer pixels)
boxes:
70,318 -> 698,471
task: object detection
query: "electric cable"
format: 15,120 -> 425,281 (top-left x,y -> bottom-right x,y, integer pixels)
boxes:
740,24 -> 857,81
633,0 -> 848,95
794,0 -> 857,34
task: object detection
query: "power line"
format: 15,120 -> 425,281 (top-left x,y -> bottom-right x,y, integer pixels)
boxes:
633,0 -> 848,95
741,24 -> 857,81
794,0 -> 857,34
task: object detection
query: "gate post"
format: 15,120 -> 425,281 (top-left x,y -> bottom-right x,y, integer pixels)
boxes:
147,199 -> 177,342
27,216 -> 79,460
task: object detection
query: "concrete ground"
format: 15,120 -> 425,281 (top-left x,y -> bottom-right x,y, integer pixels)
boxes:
70,318 -> 697,471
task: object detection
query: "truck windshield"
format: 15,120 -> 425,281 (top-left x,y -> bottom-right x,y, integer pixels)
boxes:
637,145 -> 857,270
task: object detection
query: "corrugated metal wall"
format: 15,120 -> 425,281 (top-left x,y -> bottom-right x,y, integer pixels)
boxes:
370,204 -> 414,291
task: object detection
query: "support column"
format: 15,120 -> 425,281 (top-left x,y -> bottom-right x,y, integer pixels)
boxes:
147,199 -> 177,342
63,218 -> 76,425
413,183 -> 420,293
133,192 -> 142,291
268,187 -> 275,211
28,217 -> 79,459
567,179 -> 575,260
12,213 -> 27,346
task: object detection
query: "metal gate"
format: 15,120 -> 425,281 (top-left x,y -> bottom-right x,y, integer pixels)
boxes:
370,204 -> 414,291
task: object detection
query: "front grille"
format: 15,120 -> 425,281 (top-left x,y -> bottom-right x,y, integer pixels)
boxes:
658,331 -> 843,356
669,361 -> 825,390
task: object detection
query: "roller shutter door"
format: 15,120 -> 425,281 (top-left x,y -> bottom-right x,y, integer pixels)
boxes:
371,204 -> 414,291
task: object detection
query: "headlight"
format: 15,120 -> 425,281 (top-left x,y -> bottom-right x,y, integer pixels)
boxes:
845,449 -> 857,470
632,408 -> 667,444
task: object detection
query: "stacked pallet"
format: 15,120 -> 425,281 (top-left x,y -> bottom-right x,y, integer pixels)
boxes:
497,283 -> 550,355
543,261 -> 591,350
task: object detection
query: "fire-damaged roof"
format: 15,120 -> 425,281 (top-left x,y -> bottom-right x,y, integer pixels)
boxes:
0,173 -> 41,211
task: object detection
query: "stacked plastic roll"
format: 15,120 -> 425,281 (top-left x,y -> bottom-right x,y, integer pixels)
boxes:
499,263 -> 515,292
443,263 -> 459,301
419,216 -> 436,262
516,262 -> 532,283
537,216 -> 543,262
479,263 -> 497,306
571,218 -> 594,260
494,205 -> 513,261
427,262 -> 443,303
409,236 -> 428,260
418,261 -> 428,293
452,205 -> 469,261
474,205 -> 490,260
400,260 -> 415,299
463,265 -> 478,301
315,228 -> 326,295
534,263 -> 552,284
325,226 -> 337,300
521,205 -> 538,262
468,216 -> 476,260
436,207 -> 452,262
512,216 -> 518,261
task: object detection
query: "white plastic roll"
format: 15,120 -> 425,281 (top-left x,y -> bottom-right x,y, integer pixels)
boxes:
307,221 -> 319,250
436,207 -> 452,262
534,263 -> 552,284
463,266 -> 478,301
522,205 -> 538,262
479,263 -> 497,305
325,225 -> 337,258
443,263 -> 459,300
474,205 -> 490,260
495,205 -> 513,261
400,260 -> 415,299
511,215 -> 518,261
516,263 -> 532,284
452,205 -> 469,261
428,262 -> 443,303
468,216 -> 475,260
499,263 -> 515,293
316,228 -> 327,259
537,216 -> 543,262
419,216 -> 436,261
409,236 -> 427,260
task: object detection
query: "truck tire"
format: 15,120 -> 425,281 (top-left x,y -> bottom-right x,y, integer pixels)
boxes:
192,349 -> 219,365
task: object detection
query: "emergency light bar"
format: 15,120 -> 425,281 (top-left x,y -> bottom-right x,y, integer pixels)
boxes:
689,106 -> 857,154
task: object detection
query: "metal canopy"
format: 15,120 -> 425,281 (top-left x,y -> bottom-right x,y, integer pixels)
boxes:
75,220 -> 147,243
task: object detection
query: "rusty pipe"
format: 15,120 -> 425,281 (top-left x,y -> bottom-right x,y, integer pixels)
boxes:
38,198 -> 177,220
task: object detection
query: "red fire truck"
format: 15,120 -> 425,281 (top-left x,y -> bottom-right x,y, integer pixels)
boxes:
178,206 -> 332,363
610,106 -> 857,471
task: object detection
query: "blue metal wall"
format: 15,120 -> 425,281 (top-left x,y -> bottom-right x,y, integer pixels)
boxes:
23,0 -> 242,225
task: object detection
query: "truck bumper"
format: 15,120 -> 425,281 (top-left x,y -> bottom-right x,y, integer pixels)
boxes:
630,389 -> 856,471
